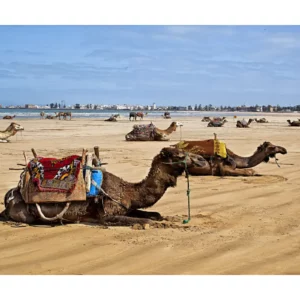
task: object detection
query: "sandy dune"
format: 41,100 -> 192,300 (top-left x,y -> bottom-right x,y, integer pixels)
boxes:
0,113 -> 300,274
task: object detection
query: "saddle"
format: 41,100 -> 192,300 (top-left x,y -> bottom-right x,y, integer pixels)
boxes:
174,138 -> 236,169
20,156 -> 86,204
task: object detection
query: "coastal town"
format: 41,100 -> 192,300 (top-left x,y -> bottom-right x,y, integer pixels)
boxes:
0,102 -> 299,112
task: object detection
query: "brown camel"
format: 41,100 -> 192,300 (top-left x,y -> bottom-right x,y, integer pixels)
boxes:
0,147 -> 205,226
171,140 -> 287,176
207,119 -> 227,127
3,115 -> 16,120
129,112 -> 148,121
45,115 -> 55,119
0,122 -> 24,143
201,117 -> 211,122
163,112 -> 171,119
236,118 -> 254,128
287,120 -> 300,127
55,112 -> 72,120
125,121 -> 183,141
255,118 -> 268,123
104,114 -> 120,122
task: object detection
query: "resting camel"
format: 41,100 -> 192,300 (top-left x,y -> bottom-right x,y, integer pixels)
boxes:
236,118 -> 254,128
0,147 -> 205,226
207,119 -> 227,127
255,118 -> 268,123
163,112 -> 171,119
40,111 -> 45,119
0,122 -> 24,143
171,140 -> 287,176
287,120 -> 300,127
45,115 -> 55,119
129,112 -> 147,121
201,117 -> 211,122
104,114 -> 120,122
3,115 -> 16,120
125,121 -> 183,141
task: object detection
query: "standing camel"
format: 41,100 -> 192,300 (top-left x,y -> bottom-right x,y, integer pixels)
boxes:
40,111 -> 45,119
1,147 -> 205,226
129,112 -> 147,121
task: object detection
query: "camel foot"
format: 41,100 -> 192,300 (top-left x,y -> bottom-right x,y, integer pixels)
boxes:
102,215 -> 154,227
127,210 -> 163,221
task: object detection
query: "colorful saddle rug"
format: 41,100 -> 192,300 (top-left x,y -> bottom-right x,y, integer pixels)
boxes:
28,155 -> 81,193
126,123 -> 165,141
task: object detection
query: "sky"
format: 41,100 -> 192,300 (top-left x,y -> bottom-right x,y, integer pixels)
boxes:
0,25 -> 300,107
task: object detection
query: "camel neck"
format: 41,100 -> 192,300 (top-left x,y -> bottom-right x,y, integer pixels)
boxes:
227,148 -> 267,168
130,160 -> 178,210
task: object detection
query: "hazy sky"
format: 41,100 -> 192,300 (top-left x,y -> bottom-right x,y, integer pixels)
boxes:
0,25 -> 300,106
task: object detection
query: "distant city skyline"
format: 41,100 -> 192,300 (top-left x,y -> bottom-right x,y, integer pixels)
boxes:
0,25 -> 300,107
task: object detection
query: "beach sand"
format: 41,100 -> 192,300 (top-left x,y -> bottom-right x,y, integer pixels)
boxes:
0,113 -> 300,275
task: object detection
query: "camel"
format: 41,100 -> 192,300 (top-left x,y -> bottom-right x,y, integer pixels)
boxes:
255,118 -> 268,123
0,147 -> 205,226
236,118 -> 254,128
171,140 -> 287,176
287,120 -> 300,127
55,112 -> 72,120
125,121 -> 183,141
207,119 -> 227,127
40,111 -> 45,119
201,117 -> 211,122
104,114 -> 120,122
45,115 -> 55,119
163,112 -> 171,119
0,122 -> 24,143
129,112 -> 147,121
3,115 -> 16,120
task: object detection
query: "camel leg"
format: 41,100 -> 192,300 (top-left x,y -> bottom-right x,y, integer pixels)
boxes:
219,164 -> 256,176
4,190 -> 36,224
127,210 -> 163,221
102,215 -> 154,227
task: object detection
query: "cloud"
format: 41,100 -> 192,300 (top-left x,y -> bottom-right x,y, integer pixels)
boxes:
1,49 -> 44,56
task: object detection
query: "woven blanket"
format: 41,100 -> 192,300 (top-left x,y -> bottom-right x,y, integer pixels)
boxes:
126,123 -> 158,141
28,155 -> 81,193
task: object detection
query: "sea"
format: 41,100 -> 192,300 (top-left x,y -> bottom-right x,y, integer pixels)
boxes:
0,108 -> 257,119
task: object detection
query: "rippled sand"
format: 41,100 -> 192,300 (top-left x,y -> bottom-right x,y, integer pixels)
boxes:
0,113 -> 299,274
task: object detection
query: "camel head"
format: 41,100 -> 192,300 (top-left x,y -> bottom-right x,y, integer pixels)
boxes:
159,147 -> 206,173
256,142 -> 287,162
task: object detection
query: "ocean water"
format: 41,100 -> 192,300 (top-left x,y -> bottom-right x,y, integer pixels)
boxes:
0,109 -> 256,119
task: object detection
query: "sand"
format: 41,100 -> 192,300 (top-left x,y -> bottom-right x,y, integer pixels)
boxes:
0,113 -> 300,275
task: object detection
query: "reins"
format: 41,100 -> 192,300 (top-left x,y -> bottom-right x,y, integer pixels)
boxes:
163,153 -> 191,224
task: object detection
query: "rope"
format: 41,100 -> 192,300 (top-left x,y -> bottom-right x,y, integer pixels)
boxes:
163,153 -> 191,224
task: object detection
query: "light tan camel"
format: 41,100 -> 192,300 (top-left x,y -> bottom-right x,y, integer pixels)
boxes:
0,147 -> 205,226
236,118 -> 254,128
125,121 -> 183,141
171,140 -> 287,176
0,122 -> 24,143
255,118 -> 268,123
